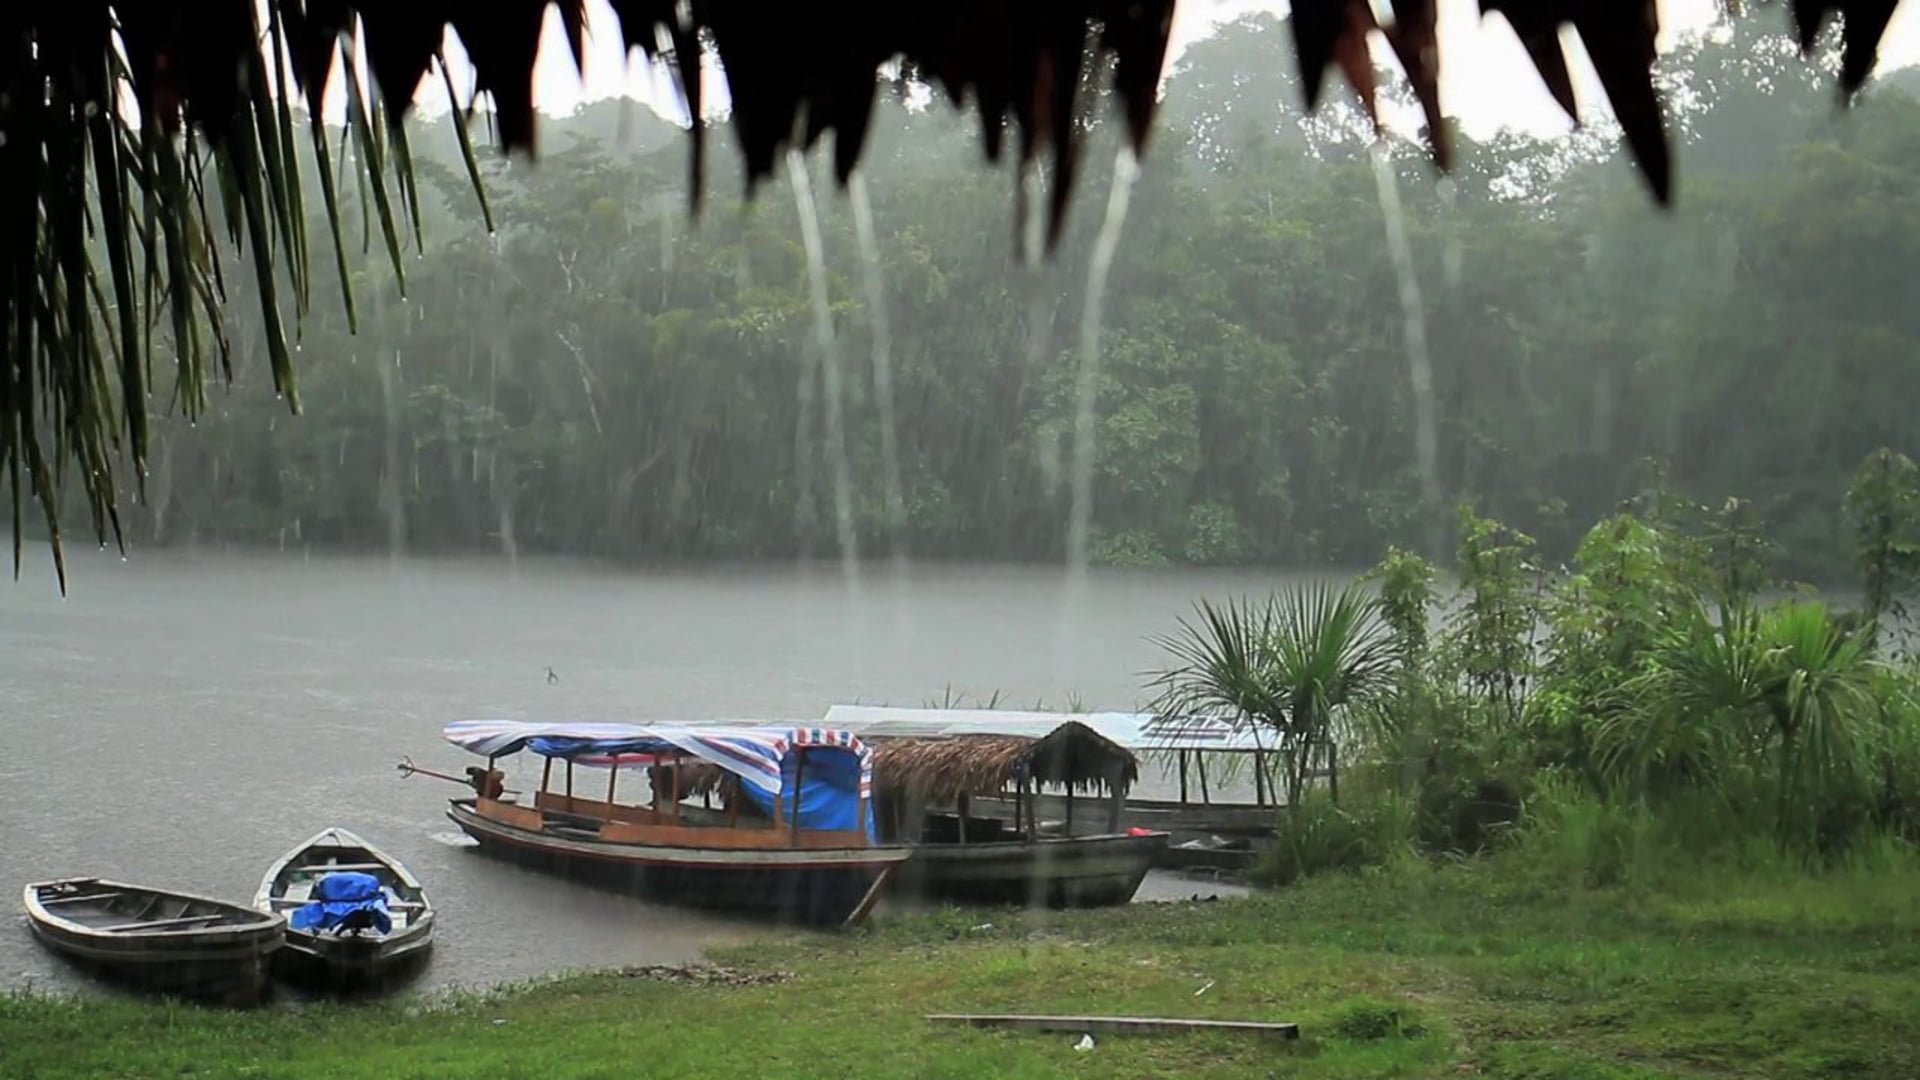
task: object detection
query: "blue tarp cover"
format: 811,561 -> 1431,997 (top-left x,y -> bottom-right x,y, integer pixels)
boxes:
736,745 -> 875,835
290,871 -> 392,935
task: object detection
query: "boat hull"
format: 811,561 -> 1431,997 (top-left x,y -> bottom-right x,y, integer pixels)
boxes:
895,832 -> 1167,908
277,925 -> 433,988
24,880 -> 282,1006
447,800 -> 907,927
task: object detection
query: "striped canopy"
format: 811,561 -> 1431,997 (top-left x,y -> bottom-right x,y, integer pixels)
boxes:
442,720 -> 873,801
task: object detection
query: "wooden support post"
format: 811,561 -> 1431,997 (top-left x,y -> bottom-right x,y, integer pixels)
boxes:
1178,750 -> 1189,804
1198,755 -> 1211,805
541,757 -> 554,796
842,865 -> 898,928
1254,750 -> 1266,807
1023,774 -> 1037,842
566,759 -> 574,798
670,753 -> 683,823
957,793 -> 971,845
1065,785 -> 1076,836
606,757 -> 619,807
1107,765 -> 1125,833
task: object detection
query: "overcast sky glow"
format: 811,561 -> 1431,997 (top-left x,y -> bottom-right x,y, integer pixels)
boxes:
396,1 -> 1918,143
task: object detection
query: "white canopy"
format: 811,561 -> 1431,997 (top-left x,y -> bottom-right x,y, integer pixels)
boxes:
819,705 -> 1276,754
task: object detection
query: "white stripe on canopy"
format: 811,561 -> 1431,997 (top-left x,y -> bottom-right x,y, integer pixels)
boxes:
441,720 -> 873,798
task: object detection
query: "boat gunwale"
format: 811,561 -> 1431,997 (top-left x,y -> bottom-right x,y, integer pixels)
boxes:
447,799 -> 913,868
907,831 -> 1169,855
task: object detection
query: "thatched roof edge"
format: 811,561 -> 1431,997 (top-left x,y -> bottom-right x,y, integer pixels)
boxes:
869,722 -> 1139,804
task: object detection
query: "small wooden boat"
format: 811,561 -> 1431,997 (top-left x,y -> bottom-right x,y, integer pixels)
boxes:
870,723 -> 1169,907
436,720 -> 912,927
23,878 -> 283,1004
254,828 -> 434,988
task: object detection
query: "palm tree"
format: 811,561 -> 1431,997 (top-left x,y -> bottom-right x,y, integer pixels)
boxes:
1599,598 -> 1884,849
1596,602 -> 1766,800
1148,582 -> 1398,806
1761,601 -> 1882,842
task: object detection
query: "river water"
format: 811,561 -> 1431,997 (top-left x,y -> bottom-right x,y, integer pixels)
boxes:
0,551 -> 1315,994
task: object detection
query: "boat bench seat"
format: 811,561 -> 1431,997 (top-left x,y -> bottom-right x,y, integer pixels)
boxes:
104,913 -> 228,933
271,897 -> 425,911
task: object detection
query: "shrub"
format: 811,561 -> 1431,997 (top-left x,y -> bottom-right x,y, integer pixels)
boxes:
1256,789 -> 1415,887
1329,997 -> 1429,1041
1501,774 -> 1659,889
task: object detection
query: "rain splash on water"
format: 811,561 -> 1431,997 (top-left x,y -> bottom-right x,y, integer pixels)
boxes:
1368,141 -> 1442,556
848,174 -> 907,567
787,149 -> 863,597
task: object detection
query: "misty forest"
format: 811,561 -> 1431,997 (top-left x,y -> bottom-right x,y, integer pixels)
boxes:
103,17 -> 1920,582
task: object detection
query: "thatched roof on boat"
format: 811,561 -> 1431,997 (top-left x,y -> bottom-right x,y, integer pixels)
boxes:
869,722 -> 1139,804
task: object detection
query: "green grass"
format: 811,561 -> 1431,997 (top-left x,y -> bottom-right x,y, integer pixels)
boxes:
6,859 -> 1920,1079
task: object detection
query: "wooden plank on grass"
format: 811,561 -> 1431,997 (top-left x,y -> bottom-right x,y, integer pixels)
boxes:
926,1014 -> 1299,1040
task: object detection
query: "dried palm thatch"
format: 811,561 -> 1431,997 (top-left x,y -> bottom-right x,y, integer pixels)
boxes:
870,722 -> 1139,804
2,2 -> 1908,587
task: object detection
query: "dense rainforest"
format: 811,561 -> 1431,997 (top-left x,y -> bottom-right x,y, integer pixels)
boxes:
109,17 -> 1920,581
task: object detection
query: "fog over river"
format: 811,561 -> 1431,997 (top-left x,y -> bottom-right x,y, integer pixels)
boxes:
0,551 -> 1316,993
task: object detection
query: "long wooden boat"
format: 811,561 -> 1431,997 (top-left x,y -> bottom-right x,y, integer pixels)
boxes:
869,724 -> 1169,908
254,828 -> 434,989
436,720 -> 911,927
23,878 -> 284,1004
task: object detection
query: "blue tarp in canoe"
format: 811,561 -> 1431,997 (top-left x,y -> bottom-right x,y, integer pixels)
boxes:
290,871 -> 392,936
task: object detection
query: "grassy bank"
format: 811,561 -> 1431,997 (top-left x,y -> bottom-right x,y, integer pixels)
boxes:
6,856 -> 1919,1080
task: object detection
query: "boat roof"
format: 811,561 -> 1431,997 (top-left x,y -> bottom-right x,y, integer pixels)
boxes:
820,706 -> 1275,754
868,720 -> 1139,801
441,720 -> 872,799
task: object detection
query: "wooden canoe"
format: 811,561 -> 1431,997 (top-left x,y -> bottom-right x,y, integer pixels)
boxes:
23,877 -> 283,1005
894,828 -> 1169,907
253,827 -> 434,989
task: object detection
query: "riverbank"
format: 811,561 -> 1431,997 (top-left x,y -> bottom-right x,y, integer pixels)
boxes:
6,857 -> 1917,1079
